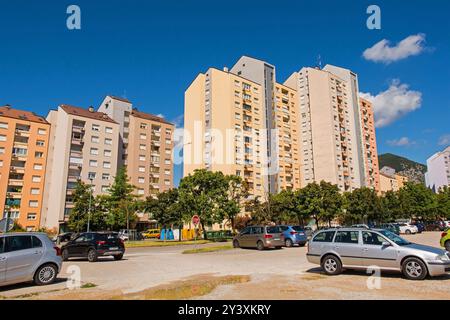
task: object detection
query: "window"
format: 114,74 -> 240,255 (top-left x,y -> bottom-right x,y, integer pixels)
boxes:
103,162 -> 111,169
0,135 -> 6,142
36,140 -> 45,147
140,123 -> 147,129
5,236 -> 33,252
0,160 -> 3,167
0,147 -> 4,154
101,186 -> 109,193
32,176 -> 41,183
33,164 -> 43,170
32,236 -> 42,247
27,213 -> 37,221
90,148 -> 99,155
29,200 -> 39,208
91,136 -> 100,143
89,160 -> 98,167
102,173 -> 110,181
138,177 -> 145,184
138,166 -> 145,172
105,138 -> 112,145
140,134 -> 147,140
312,231 -> 336,242
0,122 -> 8,129
334,231 -> 359,244
104,150 -> 112,157
164,180 -> 170,186
165,169 -> 171,175
139,155 -> 146,161
139,144 -> 146,150
30,188 -> 40,195
165,139 -> 171,145
164,159 -> 171,165
88,172 -> 96,180
362,232 -> 387,246
38,129 -> 46,135
105,127 -> 113,134
92,124 -> 100,132
137,189 -> 145,195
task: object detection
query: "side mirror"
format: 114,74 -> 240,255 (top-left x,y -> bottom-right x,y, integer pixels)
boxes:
382,241 -> 391,247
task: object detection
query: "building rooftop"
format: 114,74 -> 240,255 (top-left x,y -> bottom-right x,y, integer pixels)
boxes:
131,109 -> 173,126
109,96 -> 131,104
0,105 -> 49,124
60,104 -> 117,124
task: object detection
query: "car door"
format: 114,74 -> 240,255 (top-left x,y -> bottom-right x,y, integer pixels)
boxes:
238,227 -> 251,247
361,231 -> 399,269
249,227 -> 262,248
333,231 -> 363,267
69,235 -> 87,256
4,235 -> 43,283
0,237 -> 6,283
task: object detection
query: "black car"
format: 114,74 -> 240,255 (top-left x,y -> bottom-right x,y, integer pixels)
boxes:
424,221 -> 446,232
61,232 -> 125,262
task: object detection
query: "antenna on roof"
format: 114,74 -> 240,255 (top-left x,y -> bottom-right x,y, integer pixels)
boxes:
316,54 -> 322,69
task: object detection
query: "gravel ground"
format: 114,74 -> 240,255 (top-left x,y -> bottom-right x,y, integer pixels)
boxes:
1,231 -> 449,300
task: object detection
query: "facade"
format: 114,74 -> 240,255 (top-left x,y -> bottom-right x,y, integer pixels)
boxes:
0,106 -> 50,231
359,98 -> 380,191
379,166 -> 408,193
184,67 -> 267,199
425,146 -> 450,192
41,105 -> 120,231
98,96 -> 175,198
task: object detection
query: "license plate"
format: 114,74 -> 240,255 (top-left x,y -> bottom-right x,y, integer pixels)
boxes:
109,247 -> 119,250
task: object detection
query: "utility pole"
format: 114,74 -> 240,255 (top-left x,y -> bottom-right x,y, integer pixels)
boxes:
87,178 -> 93,232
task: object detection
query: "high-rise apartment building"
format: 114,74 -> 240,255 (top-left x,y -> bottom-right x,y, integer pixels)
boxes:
379,166 -> 408,193
42,105 -> 120,231
184,56 -> 380,197
98,96 -> 175,198
0,106 -> 50,231
425,146 -> 450,192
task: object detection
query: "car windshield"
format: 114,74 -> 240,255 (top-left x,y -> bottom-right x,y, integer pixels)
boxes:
292,226 -> 304,232
378,229 -> 410,246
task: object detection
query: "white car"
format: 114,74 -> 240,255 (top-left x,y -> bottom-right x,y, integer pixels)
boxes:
398,223 -> 418,234
444,221 -> 450,228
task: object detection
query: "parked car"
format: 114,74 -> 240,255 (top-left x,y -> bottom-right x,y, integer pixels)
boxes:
53,232 -> 76,246
61,232 -> 125,262
0,233 -> 62,287
377,223 -> 400,235
424,221 -> 446,232
141,229 -> 160,239
440,229 -> 450,251
411,222 -> 426,233
278,226 -> 307,247
398,223 -> 418,234
444,221 -> 450,228
351,224 -> 370,229
302,226 -> 314,239
233,226 -> 284,250
306,228 -> 450,280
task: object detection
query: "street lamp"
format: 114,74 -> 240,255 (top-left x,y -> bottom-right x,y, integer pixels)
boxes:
3,192 -> 11,233
87,177 -> 93,232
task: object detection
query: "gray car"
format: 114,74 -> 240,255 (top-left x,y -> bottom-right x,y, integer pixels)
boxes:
306,228 -> 450,280
0,233 -> 62,287
233,226 -> 284,250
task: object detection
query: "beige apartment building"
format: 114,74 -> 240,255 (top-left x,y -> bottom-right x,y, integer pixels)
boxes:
379,166 -> 408,194
98,96 -> 175,198
42,105 -> 120,231
359,98 -> 380,191
0,106 -> 50,231
184,68 -> 267,199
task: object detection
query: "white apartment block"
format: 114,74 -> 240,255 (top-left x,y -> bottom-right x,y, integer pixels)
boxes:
425,146 -> 450,192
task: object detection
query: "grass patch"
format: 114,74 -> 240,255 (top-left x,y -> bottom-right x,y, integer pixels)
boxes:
182,244 -> 233,254
119,275 -> 250,300
125,240 -> 211,248
81,283 -> 97,289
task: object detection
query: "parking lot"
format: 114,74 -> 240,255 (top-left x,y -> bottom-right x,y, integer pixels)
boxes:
1,232 -> 449,300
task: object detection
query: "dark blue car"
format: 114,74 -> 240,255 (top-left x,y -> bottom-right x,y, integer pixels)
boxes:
279,225 -> 308,247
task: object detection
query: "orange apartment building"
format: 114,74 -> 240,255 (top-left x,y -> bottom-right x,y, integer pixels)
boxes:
0,106 -> 50,231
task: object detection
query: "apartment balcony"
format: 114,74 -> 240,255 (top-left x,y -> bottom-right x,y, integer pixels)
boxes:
151,162 -> 160,168
72,126 -> 85,133
8,179 -> 24,187
7,191 -> 22,199
10,166 -> 26,174
70,150 -> 83,158
151,140 -> 161,146
15,128 -> 30,137
71,138 -> 84,146
67,175 -> 81,182
65,202 -> 75,209
152,131 -> 161,137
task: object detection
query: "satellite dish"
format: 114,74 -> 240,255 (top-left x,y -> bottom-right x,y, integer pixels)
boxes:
0,218 -> 14,232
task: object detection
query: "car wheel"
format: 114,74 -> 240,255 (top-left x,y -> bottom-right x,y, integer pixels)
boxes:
445,241 -> 450,252
87,249 -> 98,262
405,229 -> 411,235
113,254 -> 124,261
321,255 -> 342,276
285,239 -> 294,248
34,263 -> 58,286
402,257 -> 428,280
232,240 -> 240,248
256,241 -> 265,251
61,249 -> 69,262
299,242 -> 306,247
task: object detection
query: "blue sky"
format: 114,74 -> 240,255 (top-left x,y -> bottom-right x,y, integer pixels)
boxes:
1,0 -> 449,185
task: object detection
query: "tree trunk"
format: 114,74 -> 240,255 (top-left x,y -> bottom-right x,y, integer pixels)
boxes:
201,221 -> 207,240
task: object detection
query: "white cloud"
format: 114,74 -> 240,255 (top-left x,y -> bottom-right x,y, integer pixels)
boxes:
156,113 -> 165,118
387,137 -> 415,147
438,134 -> 450,146
363,33 -> 427,64
170,114 -> 184,129
360,79 -> 422,128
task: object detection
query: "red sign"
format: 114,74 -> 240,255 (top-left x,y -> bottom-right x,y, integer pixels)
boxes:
192,215 -> 200,226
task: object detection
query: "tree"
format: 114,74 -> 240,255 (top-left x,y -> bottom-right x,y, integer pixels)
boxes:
343,187 -> 380,225
178,169 -> 229,239
436,186 -> 450,219
219,175 -> 248,231
144,188 -> 184,230
398,182 -> 438,220
104,166 -> 140,231
68,180 -> 105,232
245,196 -> 273,225
380,190 -> 401,222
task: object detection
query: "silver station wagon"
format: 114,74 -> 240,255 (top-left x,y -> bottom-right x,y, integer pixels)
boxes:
306,228 -> 450,280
